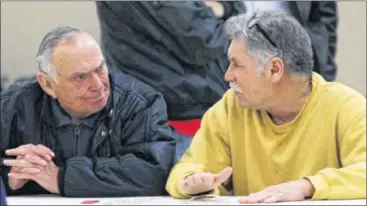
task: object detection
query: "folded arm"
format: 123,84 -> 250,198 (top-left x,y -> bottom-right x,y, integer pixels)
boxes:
59,143 -> 174,197
59,91 -> 176,197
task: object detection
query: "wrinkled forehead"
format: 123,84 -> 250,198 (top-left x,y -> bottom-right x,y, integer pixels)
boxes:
51,33 -> 103,75
228,38 -> 250,59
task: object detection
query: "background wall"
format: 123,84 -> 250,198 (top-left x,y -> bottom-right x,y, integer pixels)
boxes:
1,1 -> 366,95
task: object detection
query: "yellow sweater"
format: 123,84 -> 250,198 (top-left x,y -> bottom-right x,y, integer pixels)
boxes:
166,73 -> 366,200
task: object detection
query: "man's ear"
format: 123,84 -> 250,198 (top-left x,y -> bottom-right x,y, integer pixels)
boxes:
264,56 -> 284,83
36,72 -> 57,99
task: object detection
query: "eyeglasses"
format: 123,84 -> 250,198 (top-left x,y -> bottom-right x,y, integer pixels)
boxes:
247,14 -> 278,49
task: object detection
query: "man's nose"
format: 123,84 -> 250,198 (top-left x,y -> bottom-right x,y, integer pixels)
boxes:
224,66 -> 235,82
88,73 -> 104,91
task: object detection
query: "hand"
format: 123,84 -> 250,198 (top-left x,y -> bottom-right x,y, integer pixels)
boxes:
204,1 -> 224,18
5,144 -> 55,162
7,160 -> 60,194
239,179 -> 315,204
4,144 -> 54,190
180,167 -> 232,195
4,144 -> 55,191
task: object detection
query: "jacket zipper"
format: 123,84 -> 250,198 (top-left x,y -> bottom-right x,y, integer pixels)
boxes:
74,126 -> 80,155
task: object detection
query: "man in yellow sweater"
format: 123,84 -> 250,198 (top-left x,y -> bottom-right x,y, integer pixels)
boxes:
166,11 -> 366,203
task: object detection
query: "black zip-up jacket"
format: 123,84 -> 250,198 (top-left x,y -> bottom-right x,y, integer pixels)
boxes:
1,72 -> 179,197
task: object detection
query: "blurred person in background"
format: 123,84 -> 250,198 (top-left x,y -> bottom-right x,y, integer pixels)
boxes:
96,1 -> 245,138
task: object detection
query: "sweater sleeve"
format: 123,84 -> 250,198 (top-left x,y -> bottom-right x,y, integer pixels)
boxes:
165,91 -> 232,198
306,94 -> 366,199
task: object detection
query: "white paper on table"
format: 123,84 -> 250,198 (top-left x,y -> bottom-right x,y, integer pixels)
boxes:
100,197 -> 366,206
99,196 -> 240,205
7,195 -> 366,205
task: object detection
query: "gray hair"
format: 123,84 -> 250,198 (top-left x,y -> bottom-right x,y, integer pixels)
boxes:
225,11 -> 313,77
36,26 -> 83,80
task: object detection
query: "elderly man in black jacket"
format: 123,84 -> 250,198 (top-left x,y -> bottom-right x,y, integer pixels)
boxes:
0,26 -> 178,197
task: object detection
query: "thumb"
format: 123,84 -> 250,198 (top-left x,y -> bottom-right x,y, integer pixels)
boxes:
213,167 -> 233,186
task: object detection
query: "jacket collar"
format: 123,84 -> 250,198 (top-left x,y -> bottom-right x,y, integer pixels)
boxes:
40,93 -> 113,129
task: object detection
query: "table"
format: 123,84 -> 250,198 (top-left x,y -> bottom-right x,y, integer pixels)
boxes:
6,195 -> 366,205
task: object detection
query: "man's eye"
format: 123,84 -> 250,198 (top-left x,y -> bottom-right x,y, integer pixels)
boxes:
76,74 -> 88,81
230,61 -> 238,68
96,66 -> 105,73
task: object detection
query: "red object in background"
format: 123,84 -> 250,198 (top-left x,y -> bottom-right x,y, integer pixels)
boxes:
168,119 -> 201,137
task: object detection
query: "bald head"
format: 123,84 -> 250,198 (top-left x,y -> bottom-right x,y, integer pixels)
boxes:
51,33 -> 102,78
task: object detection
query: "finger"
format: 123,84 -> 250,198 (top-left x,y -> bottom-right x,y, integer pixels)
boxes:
8,172 -> 35,180
185,174 -> 197,187
201,173 -> 215,186
192,174 -> 203,185
214,167 -> 233,186
180,177 -> 197,195
6,144 -> 37,157
19,144 -> 34,148
5,147 -> 31,157
263,193 -> 283,203
248,193 -> 273,203
182,174 -> 206,195
179,179 -> 189,194
23,154 -> 48,166
7,144 -> 35,155
185,175 -> 195,186
32,145 -> 55,161
180,179 -> 187,189
18,167 -> 41,174
3,159 -> 34,168
239,191 -> 267,204
239,196 -> 255,204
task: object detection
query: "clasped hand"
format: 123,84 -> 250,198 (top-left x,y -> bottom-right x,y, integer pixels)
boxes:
3,144 -> 60,194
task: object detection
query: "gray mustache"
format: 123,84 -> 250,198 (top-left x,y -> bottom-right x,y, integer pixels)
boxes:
229,82 -> 243,94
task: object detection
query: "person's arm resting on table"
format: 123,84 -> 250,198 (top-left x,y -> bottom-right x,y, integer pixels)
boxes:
58,92 -> 176,197
306,95 -> 366,199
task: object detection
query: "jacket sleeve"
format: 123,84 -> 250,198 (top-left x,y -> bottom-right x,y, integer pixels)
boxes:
310,1 -> 338,81
166,92 -> 232,199
306,93 -> 366,199
57,92 -> 176,197
1,90 -> 14,194
0,89 -> 23,195
1,86 -> 56,195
